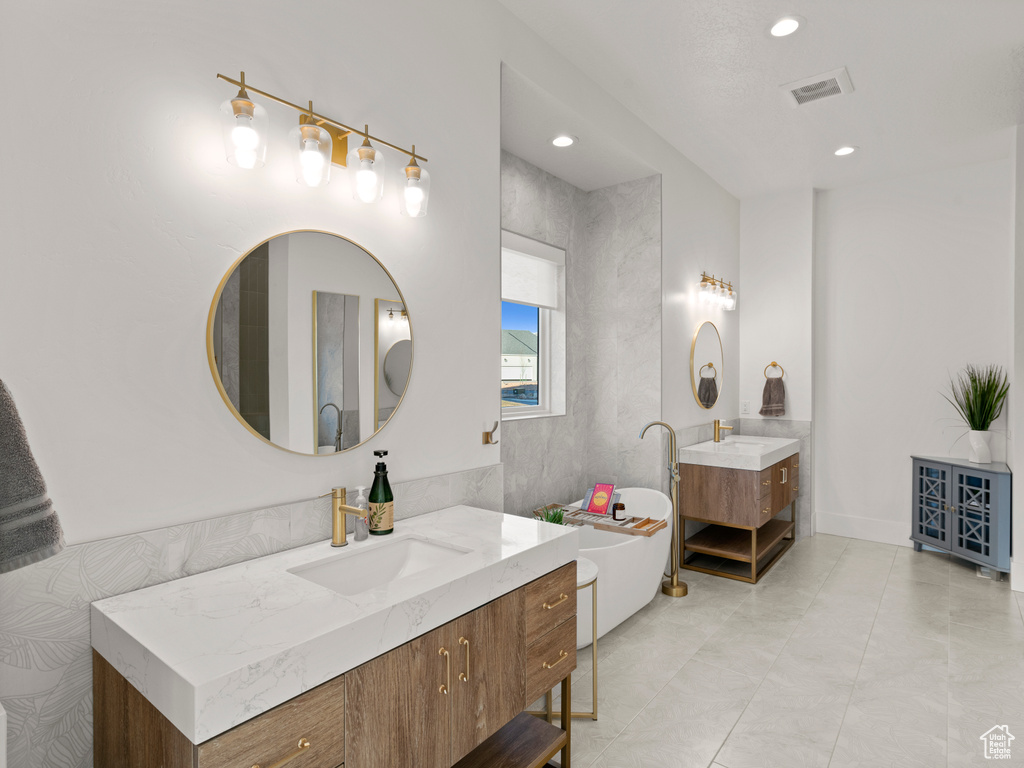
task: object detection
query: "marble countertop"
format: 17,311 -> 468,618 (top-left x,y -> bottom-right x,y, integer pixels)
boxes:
678,435 -> 800,471
90,506 -> 578,744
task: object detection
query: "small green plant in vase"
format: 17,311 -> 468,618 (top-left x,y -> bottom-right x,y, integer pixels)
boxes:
943,364 -> 1009,464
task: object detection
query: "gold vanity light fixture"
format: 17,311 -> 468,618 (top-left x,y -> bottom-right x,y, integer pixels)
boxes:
349,124 -> 385,203
400,148 -> 430,217
697,272 -> 737,311
216,72 -> 430,214
220,72 -> 268,169
291,102 -> 332,187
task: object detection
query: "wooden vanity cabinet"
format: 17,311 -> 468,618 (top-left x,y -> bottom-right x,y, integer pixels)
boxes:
93,650 -> 346,768
94,562 -> 575,768
680,453 -> 798,584
345,590 -> 527,768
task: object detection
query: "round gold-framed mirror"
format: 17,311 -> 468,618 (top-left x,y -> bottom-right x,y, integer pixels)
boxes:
207,230 -> 413,455
690,321 -> 723,410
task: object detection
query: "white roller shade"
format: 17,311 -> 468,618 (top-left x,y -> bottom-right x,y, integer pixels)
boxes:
501,231 -> 565,310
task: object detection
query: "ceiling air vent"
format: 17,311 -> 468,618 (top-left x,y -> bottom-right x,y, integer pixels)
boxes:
780,67 -> 854,107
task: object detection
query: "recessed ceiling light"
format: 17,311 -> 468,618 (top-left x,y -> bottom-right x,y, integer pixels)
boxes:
551,135 -> 576,148
770,16 -> 801,37
834,146 -> 858,156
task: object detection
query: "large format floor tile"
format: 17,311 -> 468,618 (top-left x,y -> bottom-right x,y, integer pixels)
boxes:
551,534 -> 1023,768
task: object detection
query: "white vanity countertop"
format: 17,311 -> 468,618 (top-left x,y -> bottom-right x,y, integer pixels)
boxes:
678,435 -> 800,471
90,506 -> 578,744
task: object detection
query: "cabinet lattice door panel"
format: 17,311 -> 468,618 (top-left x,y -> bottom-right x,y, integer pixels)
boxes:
913,460 -> 951,547
951,468 -> 997,563
910,456 -> 1011,572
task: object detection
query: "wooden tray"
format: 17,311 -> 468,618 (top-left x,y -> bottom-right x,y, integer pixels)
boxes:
564,509 -> 668,537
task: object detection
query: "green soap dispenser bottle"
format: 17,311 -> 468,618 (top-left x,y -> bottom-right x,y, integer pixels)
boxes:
368,450 -> 394,535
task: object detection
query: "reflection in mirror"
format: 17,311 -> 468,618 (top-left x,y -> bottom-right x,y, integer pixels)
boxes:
697,362 -> 718,409
384,339 -> 413,396
690,321 -> 723,410
375,300 -> 412,429
208,231 -> 412,455
314,291 -> 360,453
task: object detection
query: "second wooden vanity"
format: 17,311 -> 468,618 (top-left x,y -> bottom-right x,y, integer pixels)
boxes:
92,512 -> 578,768
679,452 -> 798,583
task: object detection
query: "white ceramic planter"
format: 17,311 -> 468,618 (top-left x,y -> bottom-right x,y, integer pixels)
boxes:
968,429 -> 992,464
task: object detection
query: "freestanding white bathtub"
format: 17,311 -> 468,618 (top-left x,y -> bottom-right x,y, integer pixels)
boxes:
571,487 -> 672,649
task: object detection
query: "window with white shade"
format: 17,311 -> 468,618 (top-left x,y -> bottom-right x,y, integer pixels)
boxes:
500,230 -> 566,419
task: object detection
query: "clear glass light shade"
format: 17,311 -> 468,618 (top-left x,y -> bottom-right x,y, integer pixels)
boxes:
400,162 -> 430,217
698,278 -> 711,301
289,122 -> 332,187
724,290 -> 738,311
220,95 -> 268,169
347,139 -> 385,203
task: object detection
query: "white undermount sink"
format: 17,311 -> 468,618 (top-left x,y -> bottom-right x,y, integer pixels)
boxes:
288,535 -> 470,596
678,434 -> 800,471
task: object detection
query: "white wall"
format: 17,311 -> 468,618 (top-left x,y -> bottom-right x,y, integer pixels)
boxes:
739,191 -> 814,422
814,160 -> 1014,545
0,0 -> 741,545
1012,126 -> 1024,592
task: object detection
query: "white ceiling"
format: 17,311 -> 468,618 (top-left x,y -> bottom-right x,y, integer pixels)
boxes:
501,65 -> 656,191
498,0 -> 1024,198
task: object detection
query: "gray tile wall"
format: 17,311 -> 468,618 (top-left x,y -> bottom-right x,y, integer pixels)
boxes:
500,151 -> 663,514
500,152 -> 590,515
0,464 -> 501,768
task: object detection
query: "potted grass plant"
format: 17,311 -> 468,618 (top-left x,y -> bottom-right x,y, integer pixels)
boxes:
943,364 -> 1009,464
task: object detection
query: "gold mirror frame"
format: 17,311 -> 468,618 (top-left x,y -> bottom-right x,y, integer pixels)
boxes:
206,229 -> 413,456
689,320 -> 723,410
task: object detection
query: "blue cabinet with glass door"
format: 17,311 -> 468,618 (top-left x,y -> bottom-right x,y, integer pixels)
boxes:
911,455 -> 1011,572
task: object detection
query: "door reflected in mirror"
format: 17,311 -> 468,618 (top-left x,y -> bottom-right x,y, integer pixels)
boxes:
690,321 -> 723,410
207,231 -> 413,455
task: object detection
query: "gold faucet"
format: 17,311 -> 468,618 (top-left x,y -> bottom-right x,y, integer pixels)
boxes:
321,487 -> 366,547
713,419 -> 733,443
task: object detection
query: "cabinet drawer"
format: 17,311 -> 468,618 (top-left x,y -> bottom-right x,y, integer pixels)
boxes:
197,674 -> 345,768
524,562 -> 577,646
525,618 -> 577,703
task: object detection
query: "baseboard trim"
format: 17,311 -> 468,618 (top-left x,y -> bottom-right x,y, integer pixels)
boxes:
1011,560 -> 1024,593
815,512 -> 911,548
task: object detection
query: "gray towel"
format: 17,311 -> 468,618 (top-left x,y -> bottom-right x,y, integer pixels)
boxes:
697,376 -> 718,409
0,379 -> 64,573
760,377 -> 786,417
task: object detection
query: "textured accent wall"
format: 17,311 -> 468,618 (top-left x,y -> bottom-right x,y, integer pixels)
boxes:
500,152 -> 662,514
0,464 -> 501,768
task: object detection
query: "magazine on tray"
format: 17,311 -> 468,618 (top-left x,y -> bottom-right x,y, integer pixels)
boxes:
581,484 -> 617,514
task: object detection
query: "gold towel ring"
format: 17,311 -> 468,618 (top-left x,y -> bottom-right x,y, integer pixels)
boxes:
764,361 -> 784,379
700,362 -> 717,379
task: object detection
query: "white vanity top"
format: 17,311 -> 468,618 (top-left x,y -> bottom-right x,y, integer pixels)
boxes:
90,506 -> 578,744
677,435 -> 800,471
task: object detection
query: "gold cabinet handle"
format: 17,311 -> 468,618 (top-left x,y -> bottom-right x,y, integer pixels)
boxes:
542,650 -> 569,669
543,593 -> 568,610
781,467 -> 788,484
251,738 -> 310,768
439,647 -> 450,695
458,636 -> 470,683
793,486 -> 799,492
761,480 -> 771,486
762,506 -> 770,515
